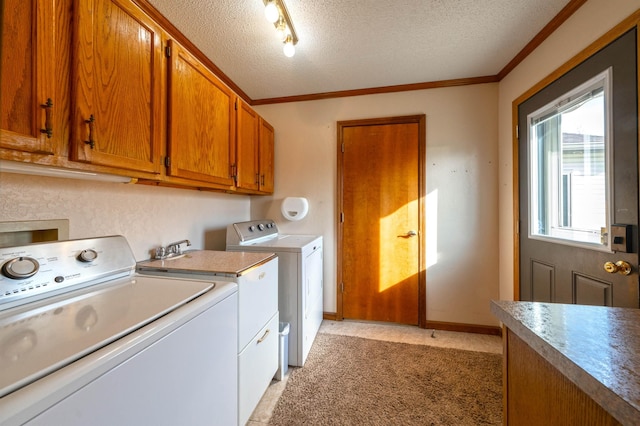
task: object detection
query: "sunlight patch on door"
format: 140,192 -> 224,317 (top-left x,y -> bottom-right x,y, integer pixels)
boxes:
379,199 -> 419,293
426,189 -> 438,269
528,68 -> 612,251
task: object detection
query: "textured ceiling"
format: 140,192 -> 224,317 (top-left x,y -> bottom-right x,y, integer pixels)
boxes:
145,0 -> 572,101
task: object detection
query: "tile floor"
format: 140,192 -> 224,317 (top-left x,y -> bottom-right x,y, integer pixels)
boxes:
246,320 -> 503,425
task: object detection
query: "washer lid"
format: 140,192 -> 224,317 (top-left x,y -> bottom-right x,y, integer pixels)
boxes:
0,275 -> 213,398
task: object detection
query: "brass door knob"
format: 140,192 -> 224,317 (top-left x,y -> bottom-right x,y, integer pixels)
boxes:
604,260 -> 632,275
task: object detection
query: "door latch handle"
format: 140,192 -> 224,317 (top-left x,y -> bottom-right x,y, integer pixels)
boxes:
397,230 -> 417,238
604,260 -> 632,275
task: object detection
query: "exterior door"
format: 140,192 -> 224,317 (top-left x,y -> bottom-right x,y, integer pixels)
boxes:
518,29 -> 638,308
338,115 -> 426,325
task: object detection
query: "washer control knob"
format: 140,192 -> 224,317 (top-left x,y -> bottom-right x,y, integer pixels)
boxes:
1,257 -> 40,279
258,223 -> 265,231
249,225 -> 256,232
77,249 -> 98,263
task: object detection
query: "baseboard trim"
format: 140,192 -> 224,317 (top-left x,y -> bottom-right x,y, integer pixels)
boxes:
426,320 -> 502,336
322,312 -> 501,336
323,312 -> 338,321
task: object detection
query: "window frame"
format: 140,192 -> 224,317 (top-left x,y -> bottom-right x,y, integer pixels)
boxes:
526,67 -> 614,252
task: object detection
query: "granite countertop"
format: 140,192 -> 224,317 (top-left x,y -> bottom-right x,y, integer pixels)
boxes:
137,250 -> 277,276
491,300 -> 640,425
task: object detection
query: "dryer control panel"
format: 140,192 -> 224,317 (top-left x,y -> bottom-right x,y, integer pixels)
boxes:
227,220 -> 279,245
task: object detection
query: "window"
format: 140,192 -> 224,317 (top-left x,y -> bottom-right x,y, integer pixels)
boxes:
528,68 -> 612,249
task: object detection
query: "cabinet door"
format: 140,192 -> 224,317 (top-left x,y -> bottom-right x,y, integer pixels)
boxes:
71,0 -> 163,174
259,118 -> 275,193
1,0 -> 56,155
236,100 -> 259,191
167,40 -> 235,186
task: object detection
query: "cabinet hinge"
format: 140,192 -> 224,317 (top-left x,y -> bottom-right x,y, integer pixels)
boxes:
340,212 -> 344,223
341,282 -> 344,292
165,45 -> 171,57
341,142 -> 345,153
164,156 -> 171,167
234,99 -> 238,110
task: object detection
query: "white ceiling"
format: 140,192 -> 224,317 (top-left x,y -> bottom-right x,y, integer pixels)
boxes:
145,0 -> 572,101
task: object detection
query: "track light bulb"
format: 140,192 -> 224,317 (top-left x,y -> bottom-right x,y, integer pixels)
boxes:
265,1 -> 279,23
283,35 -> 295,57
275,19 -> 288,41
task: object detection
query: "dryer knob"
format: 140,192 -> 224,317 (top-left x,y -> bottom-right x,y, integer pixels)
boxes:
249,225 -> 256,232
258,223 -> 265,231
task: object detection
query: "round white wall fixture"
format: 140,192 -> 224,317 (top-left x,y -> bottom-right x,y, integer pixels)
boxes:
281,197 -> 309,221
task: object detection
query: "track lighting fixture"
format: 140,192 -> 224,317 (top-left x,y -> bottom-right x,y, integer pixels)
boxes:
262,0 -> 298,57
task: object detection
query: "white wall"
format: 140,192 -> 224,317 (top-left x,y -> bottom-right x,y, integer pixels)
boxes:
254,83 -> 500,326
0,173 -> 249,260
497,0 -> 640,302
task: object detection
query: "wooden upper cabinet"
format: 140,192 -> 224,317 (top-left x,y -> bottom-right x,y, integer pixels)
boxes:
166,40 -> 235,187
1,0 -> 56,155
258,118 -> 275,193
70,0 -> 163,174
236,100 -> 260,191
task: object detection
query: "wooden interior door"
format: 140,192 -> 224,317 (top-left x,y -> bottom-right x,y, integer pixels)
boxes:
338,115 -> 425,325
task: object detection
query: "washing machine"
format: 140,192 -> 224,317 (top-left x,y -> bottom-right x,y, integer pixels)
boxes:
226,219 -> 323,367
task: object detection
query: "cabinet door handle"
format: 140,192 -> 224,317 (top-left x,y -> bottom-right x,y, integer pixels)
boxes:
40,98 -> 53,138
257,329 -> 270,344
85,115 -> 96,149
260,174 -> 265,186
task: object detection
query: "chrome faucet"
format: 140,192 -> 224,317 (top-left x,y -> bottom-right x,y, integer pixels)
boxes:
155,239 -> 191,259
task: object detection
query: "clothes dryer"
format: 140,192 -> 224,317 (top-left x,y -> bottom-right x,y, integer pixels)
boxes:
226,219 -> 323,367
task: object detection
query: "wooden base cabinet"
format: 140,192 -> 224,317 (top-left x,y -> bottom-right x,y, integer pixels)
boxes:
503,328 -> 620,425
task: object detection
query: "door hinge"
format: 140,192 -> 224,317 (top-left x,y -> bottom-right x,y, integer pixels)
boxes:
515,125 -> 519,139
165,45 -> 171,57
340,212 -> 344,223
164,156 -> 171,167
341,142 -> 345,153
516,220 -> 520,235
341,282 -> 344,292
234,99 -> 238,110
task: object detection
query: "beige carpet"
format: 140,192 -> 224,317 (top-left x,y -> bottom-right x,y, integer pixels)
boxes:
269,333 -> 502,425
